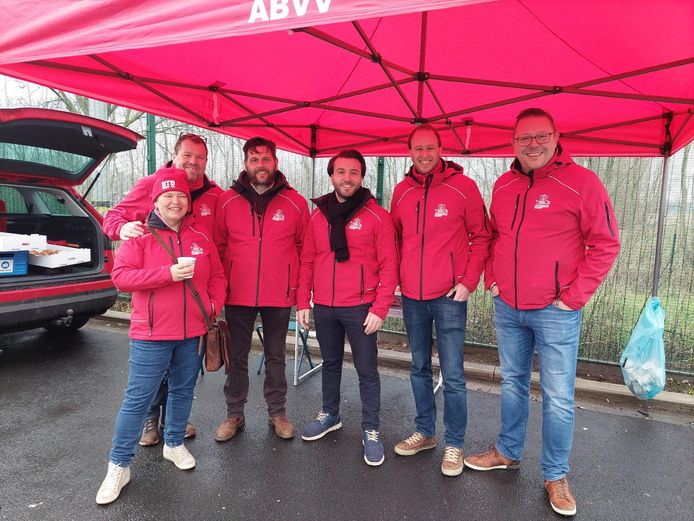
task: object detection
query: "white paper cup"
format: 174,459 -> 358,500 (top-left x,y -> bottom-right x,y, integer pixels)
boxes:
177,256 -> 196,278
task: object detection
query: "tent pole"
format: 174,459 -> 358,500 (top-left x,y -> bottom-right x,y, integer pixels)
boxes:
376,157 -> 385,206
652,113 -> 674,297
651,154 -> 670,297
310,156 -> 316,203
310,125 -> 317,203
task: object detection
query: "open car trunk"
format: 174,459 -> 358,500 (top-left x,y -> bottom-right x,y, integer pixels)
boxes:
0,182 -> 109,286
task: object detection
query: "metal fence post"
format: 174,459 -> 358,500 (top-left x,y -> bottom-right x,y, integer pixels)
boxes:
146,113 -> 156,175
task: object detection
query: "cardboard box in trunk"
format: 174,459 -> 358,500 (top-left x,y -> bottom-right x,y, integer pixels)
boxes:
28,244 -> 91,268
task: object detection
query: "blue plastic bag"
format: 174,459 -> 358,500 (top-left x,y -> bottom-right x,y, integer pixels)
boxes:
619,297 -> 666,400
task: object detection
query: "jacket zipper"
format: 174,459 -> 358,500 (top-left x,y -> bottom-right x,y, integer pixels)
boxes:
510,194 -> 520,230
227,262 -> 233,297
360,264 -> 364,303
604,203 -> 615,237
554,261 -> 560,299
415,201 -> 421,234
147,291 -> 155,336
331,257 -> 337,306
251,207 -> 256,236
174,232 -> 187,339
286,263 -> 291,303
513,174 -> 534,309
419,178 -> 432,300
450,252 -> 456,287
255,211 -> 264,307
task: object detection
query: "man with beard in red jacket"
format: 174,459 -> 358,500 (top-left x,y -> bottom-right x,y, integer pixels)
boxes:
214,137 -> 309,441
103,132 -> 223,446
297,149 -> 398,466
464,108 -> 620,517
391,124 -> 491,477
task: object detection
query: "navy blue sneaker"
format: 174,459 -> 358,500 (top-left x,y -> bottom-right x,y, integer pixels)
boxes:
301,411 -> 342,441
362,429 -> 385,466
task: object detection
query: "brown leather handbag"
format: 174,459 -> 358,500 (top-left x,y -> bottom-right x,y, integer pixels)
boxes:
147,226 -> 231,372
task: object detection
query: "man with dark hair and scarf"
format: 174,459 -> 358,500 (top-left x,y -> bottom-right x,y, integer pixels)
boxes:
297,149 -> 398,466
214,137 -> 309,442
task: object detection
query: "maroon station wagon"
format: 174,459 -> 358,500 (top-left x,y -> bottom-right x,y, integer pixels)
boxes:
0,108 -> 141,333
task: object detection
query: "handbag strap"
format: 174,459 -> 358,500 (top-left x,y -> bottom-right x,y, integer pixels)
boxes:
146,225 -> 213,330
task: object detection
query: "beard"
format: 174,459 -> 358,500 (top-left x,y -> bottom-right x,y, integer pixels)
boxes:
250,169 -> 273,187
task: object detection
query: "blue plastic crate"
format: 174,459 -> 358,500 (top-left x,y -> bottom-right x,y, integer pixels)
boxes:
0,250 -> 28,276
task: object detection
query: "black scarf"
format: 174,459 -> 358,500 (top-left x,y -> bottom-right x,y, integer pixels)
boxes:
312,187 -> 372,262
232,169 -> 289,217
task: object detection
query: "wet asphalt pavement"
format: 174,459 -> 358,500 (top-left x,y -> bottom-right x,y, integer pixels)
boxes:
0,320 -> 692,521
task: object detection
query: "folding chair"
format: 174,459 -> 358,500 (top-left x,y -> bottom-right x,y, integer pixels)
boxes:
255,319 -> 322,385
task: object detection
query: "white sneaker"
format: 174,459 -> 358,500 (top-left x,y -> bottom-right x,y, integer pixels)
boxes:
95,462 -> 130,505
163,443 -> 196,470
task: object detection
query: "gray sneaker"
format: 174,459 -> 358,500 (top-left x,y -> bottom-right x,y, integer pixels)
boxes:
362,430 -> 385,466
301,411 -> 342,441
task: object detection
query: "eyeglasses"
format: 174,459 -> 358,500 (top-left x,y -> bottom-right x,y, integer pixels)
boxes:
514,132 -> 555,146
178,132 -> 207,142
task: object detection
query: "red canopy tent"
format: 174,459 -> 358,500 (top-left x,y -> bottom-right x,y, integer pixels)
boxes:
0,0 -> 693,295
0,0 -> 692,159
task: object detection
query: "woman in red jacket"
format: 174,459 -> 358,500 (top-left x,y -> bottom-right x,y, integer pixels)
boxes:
96,168 -> 226,505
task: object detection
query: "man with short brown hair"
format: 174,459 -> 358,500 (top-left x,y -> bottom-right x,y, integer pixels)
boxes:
297,149 -> 398,466
391,124 -> 491,477
214,136 -> 309,442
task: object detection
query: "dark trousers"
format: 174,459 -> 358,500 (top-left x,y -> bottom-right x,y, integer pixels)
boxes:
224,305 -> 291,417
145,375 -> 168,421
313,303 -> 380,430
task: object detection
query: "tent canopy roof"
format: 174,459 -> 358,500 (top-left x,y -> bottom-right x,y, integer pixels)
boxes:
1,0 -> 693,157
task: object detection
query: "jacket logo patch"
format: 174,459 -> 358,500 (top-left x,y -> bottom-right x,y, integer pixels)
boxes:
434,203 -> 449,217
190,243 -> 204,256
272,209 -> 285,221
348,217 -> 362,230
534,194 -> 551,209
199,203 -> 211,216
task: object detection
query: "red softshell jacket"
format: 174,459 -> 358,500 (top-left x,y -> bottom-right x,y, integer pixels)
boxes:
485,146 -> 620,310
103,173 -> 223,239
214,186 -> 309,307
112,216 -> 227,340
390,160 -> 491,301
297,198 -> 399,320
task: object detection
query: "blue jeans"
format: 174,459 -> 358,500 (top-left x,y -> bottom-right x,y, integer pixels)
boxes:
313,303 -> 380,430
402,295 -> 468,448
109,338 -> 202,467
493,297 -> 582,481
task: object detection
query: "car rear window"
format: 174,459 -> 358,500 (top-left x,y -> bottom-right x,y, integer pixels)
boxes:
0,186 -> 78,216
0,143 -> 91,176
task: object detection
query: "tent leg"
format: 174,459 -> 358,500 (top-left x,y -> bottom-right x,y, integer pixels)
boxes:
651,155 -> 670,297
310,156 -> 316,201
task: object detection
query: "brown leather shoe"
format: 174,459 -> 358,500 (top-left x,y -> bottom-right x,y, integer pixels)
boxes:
464,445 -> 520,471
139,418 -> 160,447
268,415 -> 295,439
184,422 -> 196,439
545,477 -> 577,516
441,446 -> 464,477
215,416 -> 245,442
394,432 -> 437,456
